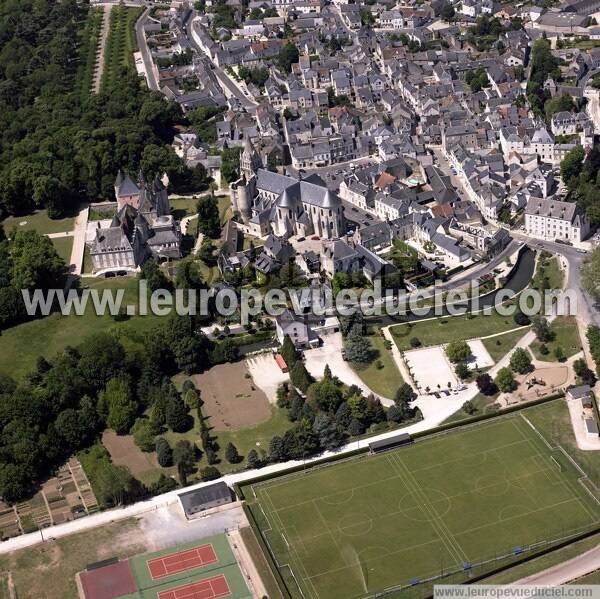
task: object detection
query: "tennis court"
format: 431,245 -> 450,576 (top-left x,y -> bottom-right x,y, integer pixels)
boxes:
147,545 -> 218,580
245,407 -> 600,598
79,534 -> 251,599
157,574 -> 230,599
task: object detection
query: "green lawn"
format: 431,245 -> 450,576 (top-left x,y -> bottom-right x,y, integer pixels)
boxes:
2,210 -> 75,235
243,408 -> 600,598
534,254 -> 563,291
170,197 -> 198,219
82,246 -> 94,274
51,236 -> 74,265
530,316 -> 582,362
390,303 -> 521,351
197,259 -> 220,285
526,399 -> 600,490
561,39 -> 600,50
0,277 -> 164,379
352,331 -> 403,399
217,194 -> 231,224
444,392 -> 499,424
482,328 -> 530,362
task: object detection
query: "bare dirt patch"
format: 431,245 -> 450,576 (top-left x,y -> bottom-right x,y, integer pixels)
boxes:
500,365 -> 571,407
102,430 -> 158,476
193,363 -> 272,431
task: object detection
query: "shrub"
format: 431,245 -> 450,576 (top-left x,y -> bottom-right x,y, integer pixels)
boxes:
200,466 -> 221,481
156,437 -> 173,467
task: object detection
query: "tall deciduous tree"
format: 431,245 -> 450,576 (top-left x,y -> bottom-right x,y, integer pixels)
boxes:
196,194 -> 220,238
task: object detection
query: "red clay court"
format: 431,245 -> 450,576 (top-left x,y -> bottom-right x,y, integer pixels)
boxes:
79,560 -> 137,599
157,574 -> 231,599
147,544 -> 218,580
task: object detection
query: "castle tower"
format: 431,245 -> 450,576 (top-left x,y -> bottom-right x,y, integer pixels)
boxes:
240,136 -> 262,179
231,175 -> 255,224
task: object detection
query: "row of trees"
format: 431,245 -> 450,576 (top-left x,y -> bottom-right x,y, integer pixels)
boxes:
587,326 -> 600,377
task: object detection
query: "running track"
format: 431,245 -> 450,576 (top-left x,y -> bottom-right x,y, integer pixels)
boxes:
157,574 -> 230,599
148,545 -> 218,579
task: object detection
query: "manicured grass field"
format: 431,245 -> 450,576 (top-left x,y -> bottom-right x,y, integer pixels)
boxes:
482,328 -> 530,362
245,409 -> 600,598
443,392 -> 499,424
2,210 -> 75,235
352,331 -> 404,399
530,316 -> 582,362
390,304 -> 520,351
526,399 -> 600,489
51,236 -> 74,265
0,277 -> 164,379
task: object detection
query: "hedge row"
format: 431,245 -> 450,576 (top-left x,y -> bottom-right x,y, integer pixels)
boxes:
587,325 -> 600,377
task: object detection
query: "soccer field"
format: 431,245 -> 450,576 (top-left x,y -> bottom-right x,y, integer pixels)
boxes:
246,413 -> 600,599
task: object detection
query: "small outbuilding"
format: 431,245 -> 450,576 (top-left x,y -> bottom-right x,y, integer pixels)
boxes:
567,385 -> 592,403
368,432 -> 413,454
178,482 -> 234,518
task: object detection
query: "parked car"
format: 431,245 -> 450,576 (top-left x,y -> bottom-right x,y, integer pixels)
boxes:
577,248 -> 588,254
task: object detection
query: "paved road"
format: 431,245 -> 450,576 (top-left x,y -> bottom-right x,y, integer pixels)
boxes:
69,206 -> 89,276
185,16 -> 256,111
514,545 -> 600,586
135,7 -> 160,91
512,232 -> 598,327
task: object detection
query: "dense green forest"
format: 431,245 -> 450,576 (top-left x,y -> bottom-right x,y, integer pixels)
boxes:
0,0 -> 183,219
